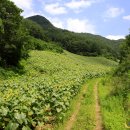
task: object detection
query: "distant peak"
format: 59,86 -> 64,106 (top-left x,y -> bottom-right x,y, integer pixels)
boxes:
27,15 -> 54,29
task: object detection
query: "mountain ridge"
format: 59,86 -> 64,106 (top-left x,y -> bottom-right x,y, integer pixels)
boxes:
27,15 -> 124,41
26,15 -> 124,60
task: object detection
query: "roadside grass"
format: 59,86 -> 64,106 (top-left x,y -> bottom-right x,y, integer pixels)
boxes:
125,93 -> 130,129
71,79 -> 97,130
98,77 -> 127,130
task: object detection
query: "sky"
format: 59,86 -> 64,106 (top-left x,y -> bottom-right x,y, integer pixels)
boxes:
10,0 -> 130,40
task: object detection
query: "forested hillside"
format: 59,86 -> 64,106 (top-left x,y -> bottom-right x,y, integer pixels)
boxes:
27,15 -> 123,60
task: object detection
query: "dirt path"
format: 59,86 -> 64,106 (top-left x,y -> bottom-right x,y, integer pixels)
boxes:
64,84 -> 88,130
94,82 -> 103,130
64,81 -> 103,130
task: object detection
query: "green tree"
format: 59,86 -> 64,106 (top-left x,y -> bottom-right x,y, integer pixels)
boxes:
115,34 -> 130,75
120,34 -> 130,62
0,0 -> 28,66
23,19 -> 47,40
0,18 -> 4,33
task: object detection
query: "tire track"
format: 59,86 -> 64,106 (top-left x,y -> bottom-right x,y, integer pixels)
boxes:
94,82 -> 103,130
64,84 -> 88,130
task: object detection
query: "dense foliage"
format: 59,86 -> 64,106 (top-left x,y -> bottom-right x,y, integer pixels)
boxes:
0,0 -> 28,66
22,19 -> 63,53
114,34 -> 130,109
115,34 -> 130,76
28,15 -> 123,60
27,37 -> 63,53
0,50 -> 117,129
27,15 -> 54,30
99,78 -> 127,130
22,19 -> 47,41
98,34 -> 130,129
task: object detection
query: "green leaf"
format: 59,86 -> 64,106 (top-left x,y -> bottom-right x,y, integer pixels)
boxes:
0,106 -> 8,116
28,111 -> 33,116
56,108 -> 62,113
5,122 -> 19,130
14,112 -> 26,124
0,18 -> 2,26
22,126 -> 31,130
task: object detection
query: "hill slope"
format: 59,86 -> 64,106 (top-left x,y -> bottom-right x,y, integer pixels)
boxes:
27,15 -> 54,30
0,50 -> 117,129
27,15 -> 123,60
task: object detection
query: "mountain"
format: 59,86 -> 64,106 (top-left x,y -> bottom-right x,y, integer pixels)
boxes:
27,15 -> 54,30
27,15 -> 124,60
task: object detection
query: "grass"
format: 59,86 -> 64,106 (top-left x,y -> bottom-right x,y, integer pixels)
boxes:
125,93 -> 130,129
71,79 -> 97,130
98,77 -> 127,130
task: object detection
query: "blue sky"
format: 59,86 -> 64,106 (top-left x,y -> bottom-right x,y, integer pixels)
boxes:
11,0 -> 130,40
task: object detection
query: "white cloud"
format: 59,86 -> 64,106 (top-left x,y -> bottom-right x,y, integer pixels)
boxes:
11,0 -> 33,10
44,3 -> 67,15
106,35 -> 125,40
105,7 -> 124,18
67,18 -> 95,33
123,15 -> 130,20
23,10 -> 42,18
49,18 -> 64,28
65,0 -> 95,9
10,0 -> 36,17
65,0 -> 101,13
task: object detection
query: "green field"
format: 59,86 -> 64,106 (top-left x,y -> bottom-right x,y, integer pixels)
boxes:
0,50 -> 117,129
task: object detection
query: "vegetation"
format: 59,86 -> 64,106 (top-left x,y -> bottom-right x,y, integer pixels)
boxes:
116,34 -> 130,74
99,78 -> 127,130
26,37 -> 63,53
0,1 -> 129,130
22,19 -> 46,41
71,79 -> 96,130
114,34 -> 130,129
0,0 -> 28,66
98,34 -> 130,130
0,50 -> 117,129
0,1 -> 123,66
27,15 -> 54,30
22,19 -> 63,53
28,15 -> 123,60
